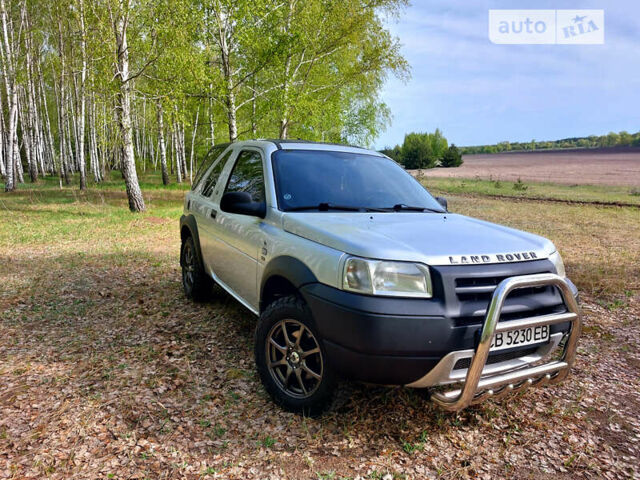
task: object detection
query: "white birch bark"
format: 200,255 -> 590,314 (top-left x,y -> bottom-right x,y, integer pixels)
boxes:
208,83 -> 215,147
76,0 -> 87,189
156,99 -> 169,185
0,83 -> 4,177
189,108 -> 199,184
174,123 -> 182,183
0,0 -> 20,191
112,3 -> 145,211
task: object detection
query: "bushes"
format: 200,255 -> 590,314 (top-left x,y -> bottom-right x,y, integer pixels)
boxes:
401,132 -> 438,169
381,129 -> 458,169
440,144 -> 463,168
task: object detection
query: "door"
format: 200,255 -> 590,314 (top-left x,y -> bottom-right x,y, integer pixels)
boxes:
207,149 -> 266,310
191,149 -> 235,273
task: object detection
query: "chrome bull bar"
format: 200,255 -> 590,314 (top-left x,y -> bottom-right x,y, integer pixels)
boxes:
431,273 -> 582,411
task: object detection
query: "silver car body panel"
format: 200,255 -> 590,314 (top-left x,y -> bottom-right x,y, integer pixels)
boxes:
281,212 -> 555,266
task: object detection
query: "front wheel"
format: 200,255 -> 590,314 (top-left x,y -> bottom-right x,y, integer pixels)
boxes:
255,295 -> 338,416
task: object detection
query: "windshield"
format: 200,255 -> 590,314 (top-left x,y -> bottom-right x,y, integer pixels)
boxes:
272,149 -> 445,212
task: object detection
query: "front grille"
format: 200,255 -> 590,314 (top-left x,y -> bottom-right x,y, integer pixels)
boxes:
453,346 -> 538,370
455,273 -> 550,302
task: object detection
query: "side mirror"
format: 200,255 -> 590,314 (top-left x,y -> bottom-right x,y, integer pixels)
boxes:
435,196 -> 448,211
220,191 -> 266,218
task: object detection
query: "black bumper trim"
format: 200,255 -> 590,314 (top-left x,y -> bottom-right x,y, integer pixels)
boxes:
301,282 -> 572,386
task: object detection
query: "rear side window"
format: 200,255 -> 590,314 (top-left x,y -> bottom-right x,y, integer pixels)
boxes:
192,144 -> 227,191
224,150 -> 265,202
200,150 -> 232,197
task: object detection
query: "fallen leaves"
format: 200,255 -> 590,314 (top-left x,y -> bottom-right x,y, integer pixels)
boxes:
0,191 -> 639,479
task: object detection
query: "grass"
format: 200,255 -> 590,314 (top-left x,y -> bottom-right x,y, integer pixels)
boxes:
419,176 -> 640,206
444,193 -> 640,298
5,168 -> 193,192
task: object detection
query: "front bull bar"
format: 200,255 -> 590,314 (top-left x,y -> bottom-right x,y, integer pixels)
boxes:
431,273 -> 582,411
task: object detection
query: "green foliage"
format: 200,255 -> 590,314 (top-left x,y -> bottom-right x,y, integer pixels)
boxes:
440,144 -> 463,168
512,178 -> 528,191
461,130 -> 640,154
5,0 -> 410,196
388,129 -> 450,169
400,132 -> 435,169
260,435 -> 276,448
380,145 -> 402,162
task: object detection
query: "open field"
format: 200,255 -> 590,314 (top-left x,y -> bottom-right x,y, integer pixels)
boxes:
419,148 -> 640,187
1,178 -> 639,479
418,177 -> 640,207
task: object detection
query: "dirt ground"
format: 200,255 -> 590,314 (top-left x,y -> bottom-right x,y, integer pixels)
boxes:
1,189 -> 639,479
421,148 -> 640,187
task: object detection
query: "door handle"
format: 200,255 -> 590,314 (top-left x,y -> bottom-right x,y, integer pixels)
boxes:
210,209 -> 217,219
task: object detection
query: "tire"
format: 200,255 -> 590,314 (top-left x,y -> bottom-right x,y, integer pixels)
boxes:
255,295 -> 339,416
181,235 -> 212,301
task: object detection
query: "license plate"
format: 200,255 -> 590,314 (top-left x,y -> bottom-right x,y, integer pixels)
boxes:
490,325 -> 550,352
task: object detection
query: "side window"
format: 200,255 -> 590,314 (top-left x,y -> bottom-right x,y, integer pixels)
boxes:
200,150 -> 232,198
192,144 -> 226,191
224,150 -> 265,202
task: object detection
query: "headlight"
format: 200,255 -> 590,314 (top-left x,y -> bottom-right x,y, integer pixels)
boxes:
343,257 -> 432,298
549,251 -> 566,277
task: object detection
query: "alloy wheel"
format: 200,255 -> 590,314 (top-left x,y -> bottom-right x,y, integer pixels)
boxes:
266,319 -> 323,398
182,241 -> 195,289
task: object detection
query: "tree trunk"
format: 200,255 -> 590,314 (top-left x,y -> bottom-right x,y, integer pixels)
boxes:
208,84 -> 215,147
216,17 -> 237,142
39,62 -> 56,174
174,124 -> 182,183
113,9 -> 145,212
0,0 -> 19,191
279,0 -> 296,140
0,81 -> 5,177
156,100 -> 169,185
55,20 -> 71,185
225,76 -> 238,142
189,108 -> 199,184
77,0 -> 88,189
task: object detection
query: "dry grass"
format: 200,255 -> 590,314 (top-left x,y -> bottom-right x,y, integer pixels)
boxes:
0,185 -> 638,479
446,194 -> 640,299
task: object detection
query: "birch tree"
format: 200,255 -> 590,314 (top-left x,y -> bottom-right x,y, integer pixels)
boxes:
0,0 -> 23,191
1,0 -> 409,196
75,0 -> 88,190
109,0 -> 145,211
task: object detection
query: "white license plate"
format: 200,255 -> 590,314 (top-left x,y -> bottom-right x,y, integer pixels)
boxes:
490,325 -> 550,352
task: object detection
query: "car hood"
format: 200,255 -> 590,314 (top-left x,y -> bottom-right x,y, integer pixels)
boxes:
281,212 -> 556,266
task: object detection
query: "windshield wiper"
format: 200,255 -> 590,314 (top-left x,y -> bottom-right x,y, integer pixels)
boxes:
386,204 -> 445,213
285,203 -> 385,212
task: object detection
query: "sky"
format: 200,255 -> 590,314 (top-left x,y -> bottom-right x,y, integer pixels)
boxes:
376,0 -> 640,148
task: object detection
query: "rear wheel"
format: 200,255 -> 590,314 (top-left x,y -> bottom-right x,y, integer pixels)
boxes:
255,295 -> 338,416
181,235 -> 212,301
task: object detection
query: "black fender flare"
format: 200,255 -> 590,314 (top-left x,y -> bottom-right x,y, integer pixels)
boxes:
179,214 -> 205,268
260,256 -> 318,309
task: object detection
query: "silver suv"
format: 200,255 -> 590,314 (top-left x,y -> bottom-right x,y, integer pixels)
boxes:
180,140 -> 581,415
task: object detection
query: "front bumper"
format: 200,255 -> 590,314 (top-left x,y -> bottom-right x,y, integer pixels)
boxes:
300,273 -> 580,409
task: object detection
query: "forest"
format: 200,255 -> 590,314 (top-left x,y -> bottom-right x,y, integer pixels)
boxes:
460,130 -> 640,155
0,0 -> 408,210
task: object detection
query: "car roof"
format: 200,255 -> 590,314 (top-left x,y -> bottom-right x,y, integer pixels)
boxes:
218,139 -> 384,156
